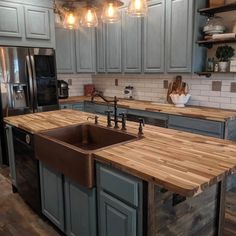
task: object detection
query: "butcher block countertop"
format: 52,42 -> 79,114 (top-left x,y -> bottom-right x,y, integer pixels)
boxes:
4,109 -> 236,197
59,96 -> 236,122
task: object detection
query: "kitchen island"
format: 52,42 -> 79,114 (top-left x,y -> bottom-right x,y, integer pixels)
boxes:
4,109 -> 236,236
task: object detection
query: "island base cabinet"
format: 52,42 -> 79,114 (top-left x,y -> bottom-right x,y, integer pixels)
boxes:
99,191 -> 137,236
224,173 -> 236,235
64,178 -> 97,236
148,183 -> 219,236
39,163 -> 65,232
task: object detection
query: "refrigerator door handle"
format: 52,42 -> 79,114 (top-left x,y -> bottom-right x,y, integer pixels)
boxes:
29,55 -> 38,113
26,55 -> 34,113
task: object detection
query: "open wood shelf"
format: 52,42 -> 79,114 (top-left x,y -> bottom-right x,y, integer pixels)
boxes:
198,3 -> 236,16
197,38 -> 236,48
195,71 -> 236,78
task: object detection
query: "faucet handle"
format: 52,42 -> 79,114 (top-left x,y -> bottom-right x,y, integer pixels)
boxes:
87,115 -> 99,124
119,113 -> 127,131
106,110 -> 113,127
138,118 -> 145,136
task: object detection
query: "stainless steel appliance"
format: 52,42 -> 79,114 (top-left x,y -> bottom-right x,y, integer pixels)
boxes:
13,127 -> 41,214
0,47 -> 59,164
58,79 -> 69,99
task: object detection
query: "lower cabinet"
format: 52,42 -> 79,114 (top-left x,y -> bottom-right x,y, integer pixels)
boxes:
40,162 -> 97,236
96,163 -> 144,236
39,163 -> 65,231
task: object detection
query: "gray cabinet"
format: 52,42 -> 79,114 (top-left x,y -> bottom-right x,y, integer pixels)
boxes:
122,9 -> 142,73
0,0 -> 55,48
106,23 -> 122,73
5,125 -> 17,187
165,0 -> 193,72
99,191 -> 137,236
0,1 -> 23,38
55,28 -> 75,73
143,0 -> 165,73
39,163 -> 65,232
168,115 -> 225,138
97,163 -> 143,236
64,178 -> 97,236
72,102 -> 84,111
75,28 -> 96,73
24,6 -> 50,40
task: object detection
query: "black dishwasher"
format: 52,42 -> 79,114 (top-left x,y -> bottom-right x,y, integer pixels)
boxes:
13,127 -> 41,214
126,113 -> 168,128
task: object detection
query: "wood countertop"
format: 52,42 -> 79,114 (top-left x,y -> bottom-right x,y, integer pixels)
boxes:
59,96 -> 236,122
4,110 -> 236,197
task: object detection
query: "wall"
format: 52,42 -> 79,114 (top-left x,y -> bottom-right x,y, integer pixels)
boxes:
92,73 -> 236,110
57,74 -> 92,97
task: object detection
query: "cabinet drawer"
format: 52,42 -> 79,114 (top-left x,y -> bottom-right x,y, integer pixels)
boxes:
169,115 -> 224,138
96,164 -> 140,207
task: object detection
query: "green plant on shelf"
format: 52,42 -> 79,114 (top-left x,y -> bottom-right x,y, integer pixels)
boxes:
216,45 -> 235,62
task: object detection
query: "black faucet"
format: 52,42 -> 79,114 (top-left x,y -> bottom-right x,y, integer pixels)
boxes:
91,91 -> 125,130
138,118 -> 145,136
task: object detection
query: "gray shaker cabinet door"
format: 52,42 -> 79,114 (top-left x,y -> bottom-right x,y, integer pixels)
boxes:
166,0 -> 193,73
39,162 -> 65,232
99,191 -> 137,236
106,22 -> 122,73
24,6 -> 50,40
143,0 -> 165,73
122,9 -> 142,73
96,21 -> 106,73
0,2 -> 23,38
75,28 -> 96,73
64,178 -> 97,236
55,28 -> 75,73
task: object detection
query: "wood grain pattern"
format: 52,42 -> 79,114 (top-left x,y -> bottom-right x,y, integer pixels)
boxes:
59,96 -> 236,122
4,109 -> 236,197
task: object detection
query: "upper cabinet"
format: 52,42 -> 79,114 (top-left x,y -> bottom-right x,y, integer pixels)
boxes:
24,6 -> 50,40
122,9 -> 142,73
55,28 -> 75,74
75,28 -> 96,73
0,1 -> 23,38
0,0 -> 55,48
143,0 -> 165,73
165,0 -> 193,73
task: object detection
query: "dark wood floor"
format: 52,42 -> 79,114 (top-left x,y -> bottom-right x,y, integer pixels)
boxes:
0,165 -> 60,236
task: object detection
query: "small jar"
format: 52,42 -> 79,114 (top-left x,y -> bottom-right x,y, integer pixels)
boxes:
214,62 -> 219,72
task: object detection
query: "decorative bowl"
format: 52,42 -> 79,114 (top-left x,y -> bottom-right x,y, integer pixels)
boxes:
170,94 -> 191,108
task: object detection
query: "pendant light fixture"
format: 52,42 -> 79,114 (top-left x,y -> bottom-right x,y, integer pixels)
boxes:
128,0 -> 147,17
63,6 -> 79,30
101,0 -> 123,23
80,4 -> 98,27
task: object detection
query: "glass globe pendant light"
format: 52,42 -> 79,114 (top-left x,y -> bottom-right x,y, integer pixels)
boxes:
128,0 -> 147,17
80,5 -> 98,27
63,9 -> 79,30
101,0 -> 123,23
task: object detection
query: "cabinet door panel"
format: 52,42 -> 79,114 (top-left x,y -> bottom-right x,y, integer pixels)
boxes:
65,178 -> 96,236
106,23 -> 122,73
76,28 -> 95,73
143,0 -> 165,73
24,6 -> 50,40
122,10 -> 142,73
99,191 -> 137,236
166,0 -> 193,72
55,28 -> 75,73
96,21 -> 106,73
0,2 -> 23,38
39,163 -> 65,232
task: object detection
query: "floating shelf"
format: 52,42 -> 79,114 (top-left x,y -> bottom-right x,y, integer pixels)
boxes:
195,72 -> 236,78
197,38 -> 236,48
198,3 -> 236,16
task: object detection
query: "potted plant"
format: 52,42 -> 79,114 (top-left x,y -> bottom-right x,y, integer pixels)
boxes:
216,45 -> 235,72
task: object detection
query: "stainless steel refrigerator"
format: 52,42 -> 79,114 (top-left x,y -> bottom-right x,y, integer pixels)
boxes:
0,47 -> 59,164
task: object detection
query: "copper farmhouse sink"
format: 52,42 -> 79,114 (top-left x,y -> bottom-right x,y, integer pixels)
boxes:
35,123 -> 138,188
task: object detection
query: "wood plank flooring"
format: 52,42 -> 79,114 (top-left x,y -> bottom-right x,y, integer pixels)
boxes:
0,166 -> 60,236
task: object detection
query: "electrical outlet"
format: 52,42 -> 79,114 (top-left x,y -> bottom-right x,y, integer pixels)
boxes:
163,80 -> 169,89
231,82 -> 236,93
115,79 -> 118,86
68,79 -> 72,86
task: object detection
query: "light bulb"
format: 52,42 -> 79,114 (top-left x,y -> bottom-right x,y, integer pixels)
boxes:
63,11 -> 79,29
128,0 -> 147,17
101,1 -> 121,23
80,7 -> 98,27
